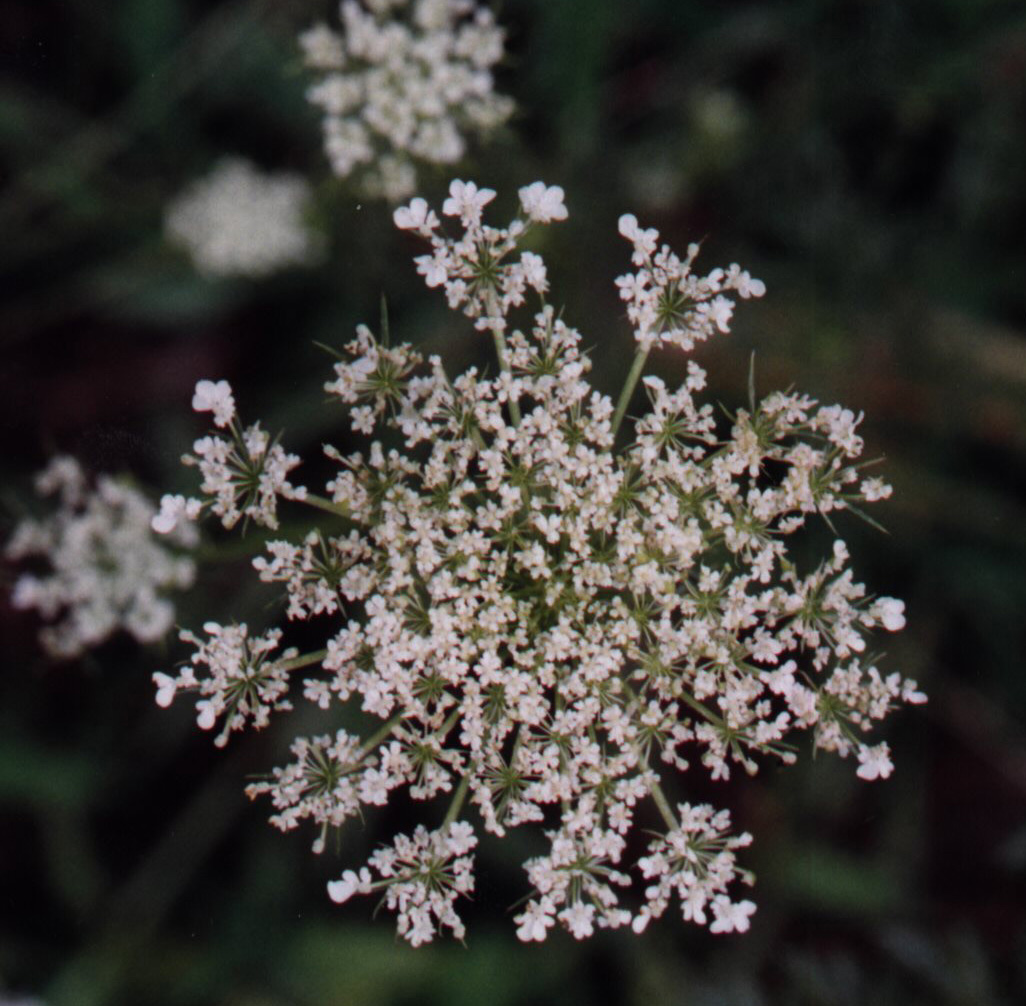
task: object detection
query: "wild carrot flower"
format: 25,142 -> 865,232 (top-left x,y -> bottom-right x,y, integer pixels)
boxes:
154,180 -> 923,944
300,1 -> 513,201
152,381 -> 307,534
165,158 -> 321,278
5,457 -> 195,658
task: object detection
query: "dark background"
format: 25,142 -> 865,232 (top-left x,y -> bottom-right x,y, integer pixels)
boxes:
2,1 -> 1026,1003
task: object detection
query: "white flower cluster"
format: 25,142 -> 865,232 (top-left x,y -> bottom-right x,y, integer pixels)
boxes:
153,622 -> 299,748
325,821 -> 477,945
5,457 -> 195,658
165,158 -> 321,278
394,180 -> 565,334
156,180 -> 923,945
300,1 -> 513,201
152,379 -> 308,535
616,214 -> 766,352
633,803 -> 754,935
245,728 -> 370,850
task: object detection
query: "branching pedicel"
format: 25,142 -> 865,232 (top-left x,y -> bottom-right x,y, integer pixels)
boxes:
153,180 -> 924,945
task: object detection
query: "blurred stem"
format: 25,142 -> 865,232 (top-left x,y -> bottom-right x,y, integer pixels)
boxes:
279,649 -> 327,672
485,288 -> 521,426
358,713 -> 406,759
302,493 -> 356,522
648,775 -> 680,832
442,772 -> 472,830
622,681 -> 679,831
45,740 -> 256,1006
611,344 -> 650,440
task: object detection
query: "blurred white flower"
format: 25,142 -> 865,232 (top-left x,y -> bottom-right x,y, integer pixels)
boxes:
517,182 -> 568,223
856,741 -> 894,781
5,457 -> 196,659
301,1 -> 513,201
165,158 -> 322,278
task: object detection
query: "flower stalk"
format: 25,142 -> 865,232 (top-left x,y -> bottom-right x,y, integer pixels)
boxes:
610,344 -> 651,441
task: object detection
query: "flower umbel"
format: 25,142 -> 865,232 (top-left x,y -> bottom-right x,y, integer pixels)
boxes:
165,158 -> 321,278
301,1 -> 513,201
5,457 -> 195,658
616,213 -> 765,352
157,180 -> 923,944
332,822 -> 478,946
152,381 -> 307,535
153,622 -> 300,748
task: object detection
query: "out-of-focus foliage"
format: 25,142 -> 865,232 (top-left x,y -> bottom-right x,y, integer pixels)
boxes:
1,0 -> 1024,1003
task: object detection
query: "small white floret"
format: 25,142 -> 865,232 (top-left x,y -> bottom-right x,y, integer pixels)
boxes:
515,901 -> 554,942
876,597 -> 906,632
191,379 -> 236,427
152,494 -> 201,535
442,179 -> 496,226
196,700 -> 217,731
393,197 -> 437,232
709,897 -> 756,934
518,182 -> 568,222
152,672 -> 177,708
327,871 -> 358,904
856,742 -> 894,781
631,910 -> 651,934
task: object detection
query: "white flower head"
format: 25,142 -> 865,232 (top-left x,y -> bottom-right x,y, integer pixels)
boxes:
6,457 -> 195,658
152,493 -> 203,535
174,381 -> 307,531
617,213 -> 658,255
191,379 -> 236,427
166,158 -> 321,278
874,596 -> 907,632
301,0 -> 513,202
709,896 -> 757,934
161,623 -> 297,748
156,179 -> 921,946
615,216 -> 765,351
153,671 -> 178,709
515,900 -> 556,942
442,179 -> 497,227
327,867 -> 373,903
518,182 -> 568,223
393,197 -> 439,234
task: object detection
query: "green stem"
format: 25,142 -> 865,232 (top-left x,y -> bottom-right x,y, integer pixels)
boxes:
437,704 -> 463,740
648,775 -> 680,832
610,344 -> 651,441
677,688 -> 726,728
302,493 -> 356,521
484,289 -> 522,427
437,359 -> 487,451
441,772 -> 471,830
278,649 -> 327,672
358,712 -> 406,759
621,680 -> 679,831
